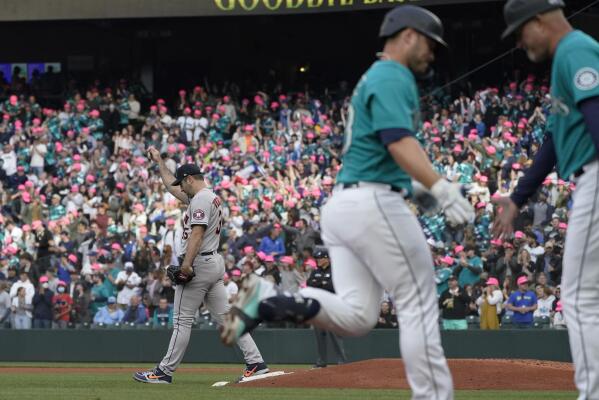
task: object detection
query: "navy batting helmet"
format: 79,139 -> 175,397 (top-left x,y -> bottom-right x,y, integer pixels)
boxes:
379,5 -> 447,48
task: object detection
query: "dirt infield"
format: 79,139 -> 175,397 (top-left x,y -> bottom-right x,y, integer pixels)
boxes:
244,359 -> 575,391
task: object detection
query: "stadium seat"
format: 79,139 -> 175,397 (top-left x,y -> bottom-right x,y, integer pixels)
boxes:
501,314 -> 512,329
466,315 -> 480,329
534,316 -> 550,329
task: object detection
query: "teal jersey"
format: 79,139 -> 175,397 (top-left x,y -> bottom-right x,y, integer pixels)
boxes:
436,267 -> 452,296
337,61 -> 418,191
549,30 -> 599,178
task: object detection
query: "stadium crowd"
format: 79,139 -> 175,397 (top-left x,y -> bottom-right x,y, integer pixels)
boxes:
0,70 -> 569,331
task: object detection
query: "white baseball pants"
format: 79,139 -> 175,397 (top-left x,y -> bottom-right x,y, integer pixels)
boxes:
301,183 -> 453,400
562,160 -> 599,400
159,253 -> 264,375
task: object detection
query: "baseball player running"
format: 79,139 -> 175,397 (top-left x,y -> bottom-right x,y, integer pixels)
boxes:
133,147 -> 268,384
221,6 -> 474,399
495,1 -> 599,398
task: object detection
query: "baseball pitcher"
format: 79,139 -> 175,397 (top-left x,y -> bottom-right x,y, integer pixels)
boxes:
133,147 -> 268,384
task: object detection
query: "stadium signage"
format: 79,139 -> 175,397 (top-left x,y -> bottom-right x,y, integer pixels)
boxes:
0,0 -> 500,21
212,0 -> 498,13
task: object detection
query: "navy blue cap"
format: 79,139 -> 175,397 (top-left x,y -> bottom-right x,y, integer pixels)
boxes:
172,164 -> 203,186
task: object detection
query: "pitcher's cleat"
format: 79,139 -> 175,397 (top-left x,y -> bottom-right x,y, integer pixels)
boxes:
133,366 -> 172,384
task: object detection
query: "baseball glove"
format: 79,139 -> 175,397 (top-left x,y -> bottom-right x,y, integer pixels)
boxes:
165,265 -> 195,285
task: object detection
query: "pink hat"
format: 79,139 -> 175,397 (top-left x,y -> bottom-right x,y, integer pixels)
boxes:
504,121 -> 513,129
55,142 -> 63,152
86,174 -> 95,183
556,301 -> 563,312
91,263 -> 102,271
178,144 -> 186,152
167,145 -> 176,154
512,163 -> 521,170
280,256 -> 294,265
486,146 -> 496,155
453,145 -> 462,153
39,276 -> 49,283
558,222 -> 568,229
111,243 -> 122,251
476,202 -> 486,209
257,251 -> 266,260
22,193 -> 31,203
18,184 -> 26,191
244,246 -> 254,254
68,254 -> 78,263
32,220 -> 43,230
22,224 -> 31,232
231,269 -> 242,277
74,155 -> 82,162
231,206 -> 241,212
490,238 -> 503,246
134,203 -> 144,212
479,176 -> 488,183
116,182 -> 125,190
442,256 -> 454,265
166,218 -> 175,225
514,231 -> 525,239
305,259 -> 317,269
244,124 -> 254,132
222,155 -> 231,161
9,95 -> 17,105
223,272 -> 230,280
249,203 -> 259,211
139,226 -> 148,233
432,137 -> 441,143
25,181 -> 34,188
264,255 -> 275,262
486,277 -> 499,286
71,185 -> 79,193
517,276 -> 529,285
48,221 -> 57,230
454,245 -> 464,254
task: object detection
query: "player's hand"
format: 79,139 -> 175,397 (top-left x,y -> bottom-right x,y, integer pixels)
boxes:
181,265 -> 194,277
148,146 -> 161,163
491,196 -> 519,239
430,179 -> 475,225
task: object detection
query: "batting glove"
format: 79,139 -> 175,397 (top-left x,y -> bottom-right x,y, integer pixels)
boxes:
430,179 -> 475,225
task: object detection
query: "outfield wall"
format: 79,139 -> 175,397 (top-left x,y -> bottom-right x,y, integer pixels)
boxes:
3,329 -> 571,363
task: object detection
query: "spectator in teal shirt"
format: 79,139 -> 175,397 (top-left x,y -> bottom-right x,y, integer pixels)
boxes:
49,194 -> 66,221
90,274 -> 112,315
152,298 -> 173,328
435,256 -> 454,296
453,246 -> 482,288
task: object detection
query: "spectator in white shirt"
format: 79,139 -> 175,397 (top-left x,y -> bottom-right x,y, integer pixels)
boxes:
128,94 -> 141,122
9,271 -> 35,304
534,284 -> 556,318
224,271 -> 239,302
30,137 -> 48,175
115,262 -> 142,308
0,143 -> 17,177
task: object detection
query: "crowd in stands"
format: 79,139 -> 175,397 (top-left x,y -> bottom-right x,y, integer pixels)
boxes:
0,70 -> 569,330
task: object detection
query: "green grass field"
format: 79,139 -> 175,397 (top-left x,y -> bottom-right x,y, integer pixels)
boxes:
0,363 -> 575,400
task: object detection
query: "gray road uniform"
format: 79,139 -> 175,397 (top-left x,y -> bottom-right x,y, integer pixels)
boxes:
159,188 -> 264,375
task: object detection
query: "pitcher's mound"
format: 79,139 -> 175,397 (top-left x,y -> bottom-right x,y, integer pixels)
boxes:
244,359 -> 575,391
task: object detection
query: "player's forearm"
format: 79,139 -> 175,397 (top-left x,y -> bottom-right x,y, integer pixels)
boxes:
182,229 -> 204,266
157,159 -> 177,187
387,137 -> 441,189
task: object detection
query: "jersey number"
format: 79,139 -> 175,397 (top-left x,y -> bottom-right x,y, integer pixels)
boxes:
213,197 -> 223,235
182,214 -> 190,240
